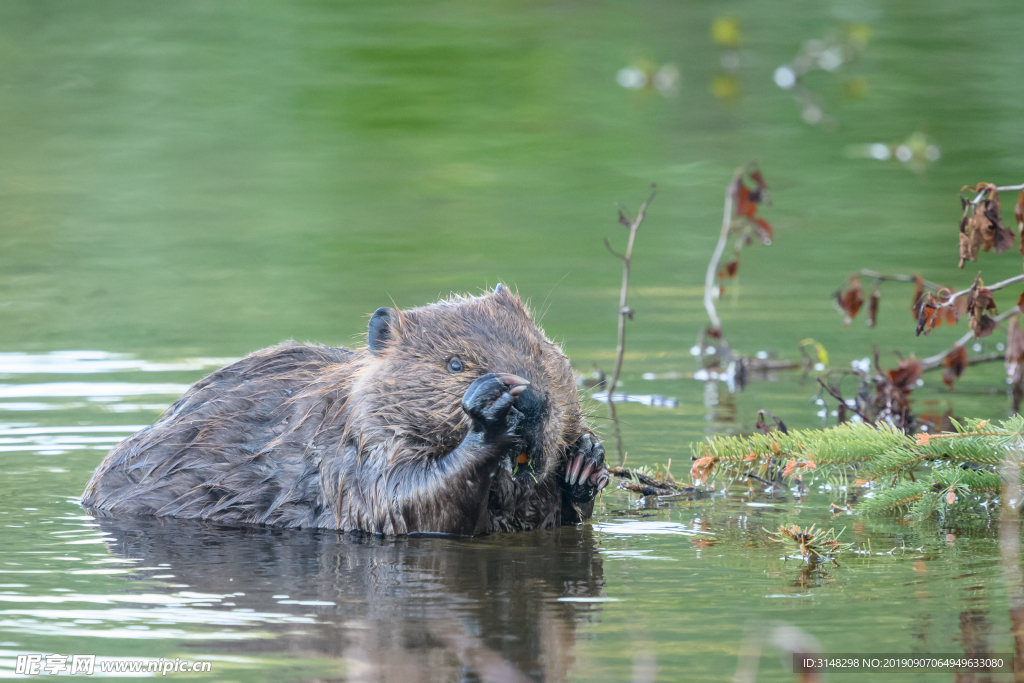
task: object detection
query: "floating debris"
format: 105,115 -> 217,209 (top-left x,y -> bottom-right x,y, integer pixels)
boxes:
590,392 -> 678,408
766,524 -> 852,561
610,465 -> 706,498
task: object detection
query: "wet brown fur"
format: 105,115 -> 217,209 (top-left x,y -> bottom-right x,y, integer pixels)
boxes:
81,287 -> 594,534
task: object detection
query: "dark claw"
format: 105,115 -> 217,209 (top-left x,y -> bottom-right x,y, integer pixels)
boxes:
579,461 -> 594,485
563,434 -> 607,503
566,454 -> 583,484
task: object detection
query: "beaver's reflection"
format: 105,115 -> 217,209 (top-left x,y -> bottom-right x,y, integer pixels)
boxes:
96,516 -> 605,682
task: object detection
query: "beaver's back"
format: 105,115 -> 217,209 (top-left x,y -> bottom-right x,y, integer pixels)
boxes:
81,342 -> 356,528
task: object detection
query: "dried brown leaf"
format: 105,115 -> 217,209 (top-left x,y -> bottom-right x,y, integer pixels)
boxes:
690,455 -> 717,485
867,283 -> 881,327
736,182 -> 757,219
959,183 -> 1014,267
911,274 -> 924,320
1006,315 -> 1024,384
916,291 -> 957,336
941,345 -> 967,389
967,277 -> 998,338
834,276 -> 864,326
972,315 -> 998,338
887,358 -> 923,394
734,169 -> 773,244
1016,189 -> 1024,258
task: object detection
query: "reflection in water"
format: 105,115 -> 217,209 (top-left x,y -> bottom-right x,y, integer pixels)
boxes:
94,516 -> 606,682
702,380 -> 738,430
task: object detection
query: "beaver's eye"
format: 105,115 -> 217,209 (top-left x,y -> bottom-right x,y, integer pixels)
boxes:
448,357 -> 464,373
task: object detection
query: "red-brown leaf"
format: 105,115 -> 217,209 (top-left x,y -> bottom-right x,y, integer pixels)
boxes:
1006,315 -> 1024,384
967,278 -> 998,338
752,216 -> 773,244
916,292 -> 957,336
736,182 -> 757,219
867,284 -> 881,327
834,276 -> 864,326
1016,189 -> 1024,258
690,455 -> 718,484
941,345 -> 967,389
911,274 -> 925,321
887,358 -> 923,394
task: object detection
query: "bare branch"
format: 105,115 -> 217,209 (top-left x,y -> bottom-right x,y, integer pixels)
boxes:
920,351 -> 1003,374
920,305 -> 1022,369
971,182 -> 1024,204
704,169 -> 743,333
606,183 -> 657,400
816,377 -> 875,425
937,274 -> 1024,309
603,237 -> 625,261
857,269 -> 942,292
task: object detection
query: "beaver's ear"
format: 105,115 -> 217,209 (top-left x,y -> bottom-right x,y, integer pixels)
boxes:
492,283 -> 523,307
493,283 -> 518,300
368,307 -> 395,355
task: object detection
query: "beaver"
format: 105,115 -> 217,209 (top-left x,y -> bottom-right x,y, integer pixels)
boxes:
81,285 -> 609,535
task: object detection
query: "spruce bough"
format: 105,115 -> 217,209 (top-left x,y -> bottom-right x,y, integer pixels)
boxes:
688,416 -> 1024,519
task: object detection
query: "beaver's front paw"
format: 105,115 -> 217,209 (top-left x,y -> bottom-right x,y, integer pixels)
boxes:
564,434 -> 608,501
462,373 -> 530,448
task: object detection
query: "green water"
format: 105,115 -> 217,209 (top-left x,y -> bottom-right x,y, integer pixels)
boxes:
2,0 -> 1024,680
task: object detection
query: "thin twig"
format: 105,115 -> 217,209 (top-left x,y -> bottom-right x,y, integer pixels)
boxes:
920,305 -> 1022,368
971,183 -> 1024,204
606,398 -> 625,465
857,269 -> 942,291
920,351 -> 1003,374
816,377 -> 875,425
703,170 -> 742,332
603,238 -> 625,261
937,274 -> 1024,309
606,184 -> 657,398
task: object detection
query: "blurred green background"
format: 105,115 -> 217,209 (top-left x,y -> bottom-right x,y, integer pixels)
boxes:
2,0 -> 1021,364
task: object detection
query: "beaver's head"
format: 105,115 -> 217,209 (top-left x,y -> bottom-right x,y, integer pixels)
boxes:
355,285 -> 584,483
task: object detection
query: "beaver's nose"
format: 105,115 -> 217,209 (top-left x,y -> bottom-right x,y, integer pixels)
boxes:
497,373 -> 530,396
